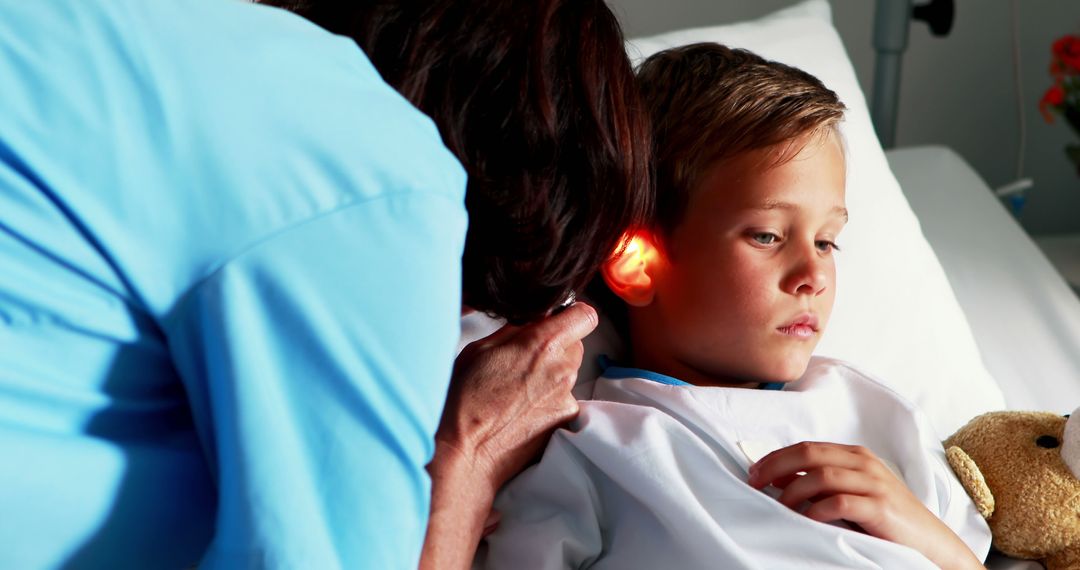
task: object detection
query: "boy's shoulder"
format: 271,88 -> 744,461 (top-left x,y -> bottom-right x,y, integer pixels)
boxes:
585,355 -> 915,409
566,398 -> 697,447
550,390 -> 739,470
578,356 -> 929,444
797,356 -> 922,412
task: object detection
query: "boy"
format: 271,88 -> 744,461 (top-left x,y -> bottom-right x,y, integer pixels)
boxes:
478,44 -> 990,569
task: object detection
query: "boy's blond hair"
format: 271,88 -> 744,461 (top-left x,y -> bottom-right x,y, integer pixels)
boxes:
636,43 -> 846,236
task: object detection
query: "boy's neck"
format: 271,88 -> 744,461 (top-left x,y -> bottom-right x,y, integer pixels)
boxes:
626,313 -> 764,388
629,348 -> 761,389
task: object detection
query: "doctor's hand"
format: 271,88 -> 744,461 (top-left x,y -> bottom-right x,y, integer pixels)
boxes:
421,303 -> 596,570
747,442 -> 984,570
434,301 -> 596,490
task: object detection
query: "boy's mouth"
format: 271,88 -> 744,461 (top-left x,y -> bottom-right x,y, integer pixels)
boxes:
777,314 -> 819,338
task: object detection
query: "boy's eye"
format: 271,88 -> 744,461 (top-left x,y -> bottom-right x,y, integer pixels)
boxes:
751,232 -> 779,245
815,240 -> 841,253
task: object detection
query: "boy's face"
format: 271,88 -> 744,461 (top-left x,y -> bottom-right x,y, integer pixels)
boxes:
639,133 -> 847,386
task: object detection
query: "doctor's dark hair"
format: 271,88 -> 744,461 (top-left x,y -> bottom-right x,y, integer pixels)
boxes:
269,0 -> 653,324
636,42 -> 845,237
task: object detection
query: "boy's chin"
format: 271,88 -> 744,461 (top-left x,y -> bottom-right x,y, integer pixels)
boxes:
759,356 -> 813,383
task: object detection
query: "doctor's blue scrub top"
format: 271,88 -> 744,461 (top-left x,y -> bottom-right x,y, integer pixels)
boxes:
0,1 -> 467,568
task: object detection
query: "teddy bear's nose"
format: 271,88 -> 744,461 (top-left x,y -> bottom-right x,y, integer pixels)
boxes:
1037,435 -> 1061,448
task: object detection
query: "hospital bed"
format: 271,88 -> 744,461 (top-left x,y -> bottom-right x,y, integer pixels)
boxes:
890,145 -> 1080,570
599,1 -> 1080,567
465,1 -> 1080,566
569,145 -> 1076,570
888,145 -> 1080,415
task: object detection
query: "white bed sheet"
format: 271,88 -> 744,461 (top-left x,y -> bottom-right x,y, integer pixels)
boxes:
887,145 -> 1080,415
892,146 -> 1075,569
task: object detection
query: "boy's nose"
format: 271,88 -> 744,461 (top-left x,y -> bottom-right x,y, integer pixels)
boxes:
780,251 -> 829,297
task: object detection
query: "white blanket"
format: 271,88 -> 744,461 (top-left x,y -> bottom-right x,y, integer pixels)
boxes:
479,357 -> 991,569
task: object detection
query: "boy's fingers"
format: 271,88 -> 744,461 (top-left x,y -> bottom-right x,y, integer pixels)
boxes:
802,494 -> 876,526
767,473 -> 801,489
749,442 -> 870,488
775,467 -> 875,509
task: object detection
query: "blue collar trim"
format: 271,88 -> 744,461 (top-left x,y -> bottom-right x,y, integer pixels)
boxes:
598,355 -> 692,387
597,355 -> 785,391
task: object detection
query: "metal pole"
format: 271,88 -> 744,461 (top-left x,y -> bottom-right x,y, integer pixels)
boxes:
871,0 -> 912,148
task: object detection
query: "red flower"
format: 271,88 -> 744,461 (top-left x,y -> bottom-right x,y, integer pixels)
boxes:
1045,84 -> 1066,105
1052,35 -> 1080,73
1041,84 -> 1066,123
1051,58 -> 1068,79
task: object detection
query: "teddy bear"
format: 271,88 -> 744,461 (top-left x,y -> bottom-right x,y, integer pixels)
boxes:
944,407 -> 1080,569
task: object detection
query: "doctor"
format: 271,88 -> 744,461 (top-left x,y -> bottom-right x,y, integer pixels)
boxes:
0,0 -> 648,569
266,1 -> 651,567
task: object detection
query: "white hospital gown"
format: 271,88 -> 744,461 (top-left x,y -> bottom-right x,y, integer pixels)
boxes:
479,356 -> 991,569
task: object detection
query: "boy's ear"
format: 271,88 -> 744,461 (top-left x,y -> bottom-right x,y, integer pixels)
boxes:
601,232 -> 662,307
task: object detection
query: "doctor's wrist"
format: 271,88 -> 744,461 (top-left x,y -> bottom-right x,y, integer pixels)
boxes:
429,438 -> 500,506
422,441 -> 497,570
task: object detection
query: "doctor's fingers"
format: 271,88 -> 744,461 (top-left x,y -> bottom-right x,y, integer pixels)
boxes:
748,442 -> 885,489
461,299 -> 596,354
512,302 -> 598,355
458,321 -> 523,358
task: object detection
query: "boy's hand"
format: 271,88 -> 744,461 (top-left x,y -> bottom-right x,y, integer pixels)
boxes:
747,442 -> 984,570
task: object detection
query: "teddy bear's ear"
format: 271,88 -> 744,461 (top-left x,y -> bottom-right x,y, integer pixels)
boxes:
946,446 -> 995,519
1063,408 -> 1080,479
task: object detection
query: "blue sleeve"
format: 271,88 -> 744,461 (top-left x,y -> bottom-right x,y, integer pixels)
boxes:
0,1 -> 467,566
166,191 -> 465,568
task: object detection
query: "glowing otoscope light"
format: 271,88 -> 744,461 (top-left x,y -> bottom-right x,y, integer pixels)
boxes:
607,233 -> 656,289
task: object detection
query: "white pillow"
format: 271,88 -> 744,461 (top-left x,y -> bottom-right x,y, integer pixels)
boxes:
583,0 -> 1004,438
